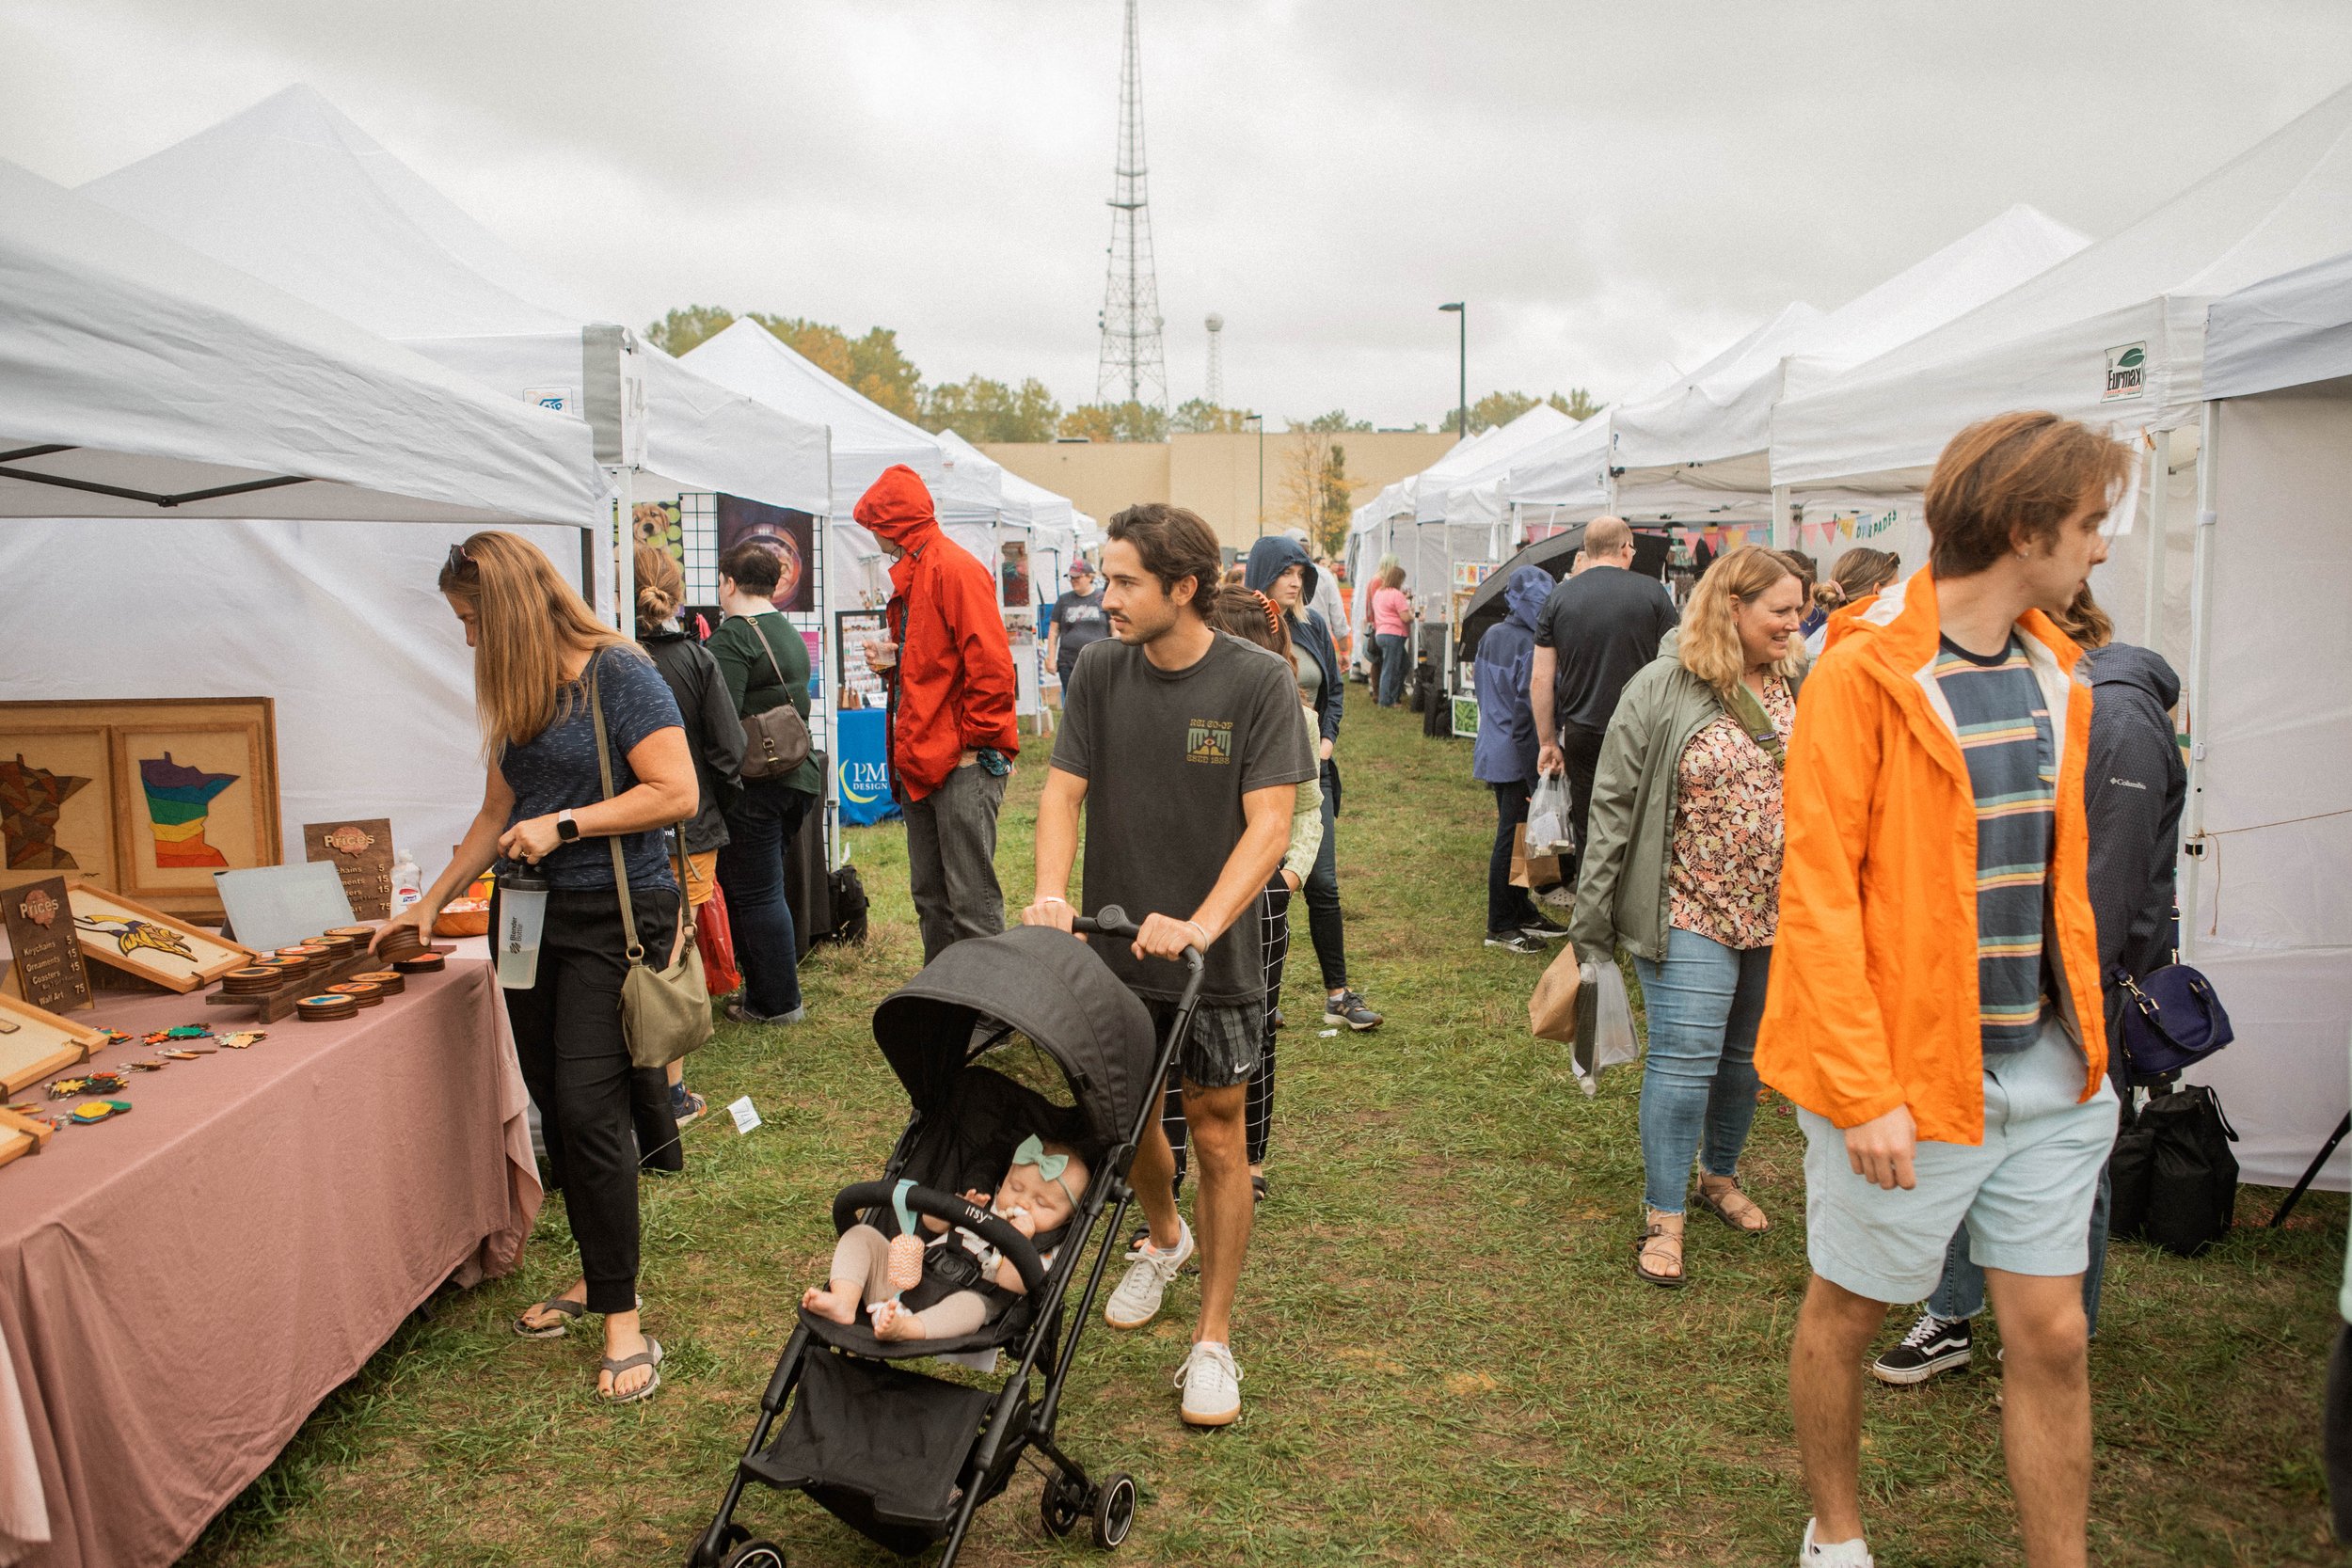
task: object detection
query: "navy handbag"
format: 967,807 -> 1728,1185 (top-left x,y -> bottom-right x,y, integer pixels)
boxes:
2113,963 -> 2234,1083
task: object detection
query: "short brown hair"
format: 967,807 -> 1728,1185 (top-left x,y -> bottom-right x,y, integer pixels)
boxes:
1106,503 -> 1220,613
718,539 -> 782,596
1829,546 -> 1900,601
1206,585 -> 1292,659
1584,515 -> 1633,557
1925,412 -> 2131,578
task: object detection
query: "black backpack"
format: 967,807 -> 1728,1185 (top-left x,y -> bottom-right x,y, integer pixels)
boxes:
821,863 -> 870,946
2109,1084 -> 2240,1258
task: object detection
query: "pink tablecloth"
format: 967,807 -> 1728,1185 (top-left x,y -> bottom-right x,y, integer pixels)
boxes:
0,959 -> 539,1568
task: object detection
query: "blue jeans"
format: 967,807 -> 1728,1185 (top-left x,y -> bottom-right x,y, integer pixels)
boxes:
716,778 -> 813,1018
1927,1159 -> 2114,1337
1375,633 -> 1409,705
1632,927 -> 1771,1215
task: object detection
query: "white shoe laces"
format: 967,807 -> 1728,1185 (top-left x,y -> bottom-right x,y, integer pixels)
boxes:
1899,1314 -> 1960,1349
1175,1340 -> 1240,1390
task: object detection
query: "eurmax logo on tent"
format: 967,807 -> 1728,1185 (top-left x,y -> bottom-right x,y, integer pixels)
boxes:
2103,343 -> 2147,403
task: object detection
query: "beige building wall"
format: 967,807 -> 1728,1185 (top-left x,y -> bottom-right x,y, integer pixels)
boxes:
981,430 -> 1457,554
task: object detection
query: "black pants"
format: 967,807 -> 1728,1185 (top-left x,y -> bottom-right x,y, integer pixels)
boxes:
2329,1323 -> 2352,1542
1560,724 -> 1606,885
502,883 -> 681,1314
1487,780 -> 1539,936
1301,763 -> 1347,991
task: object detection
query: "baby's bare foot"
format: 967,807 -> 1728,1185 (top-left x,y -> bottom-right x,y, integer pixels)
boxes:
802,1284 -> 858,1324
869,1300 -> 927,1341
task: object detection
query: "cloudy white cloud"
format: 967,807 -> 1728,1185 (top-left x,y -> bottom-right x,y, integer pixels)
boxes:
4,0 -> 2349,428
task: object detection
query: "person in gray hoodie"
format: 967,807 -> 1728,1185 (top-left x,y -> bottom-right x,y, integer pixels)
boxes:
1472,565 -> 1567,953
1873,587 -> 2187,1385
1245,534 -> 1383,1032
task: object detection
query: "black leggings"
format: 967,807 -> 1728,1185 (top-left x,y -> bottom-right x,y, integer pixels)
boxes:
1166,879 -> 1290,1180
502,883 -> 680,1314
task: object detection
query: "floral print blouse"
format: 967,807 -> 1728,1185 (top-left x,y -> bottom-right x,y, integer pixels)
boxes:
1668,676 -> 1796,950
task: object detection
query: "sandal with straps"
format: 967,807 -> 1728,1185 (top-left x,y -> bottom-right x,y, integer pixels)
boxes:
1632,1212 -> 1686,1289
1694,1178 -> 1771,1234
597,1337 -> 664,1404
514,1291 -> 642,1338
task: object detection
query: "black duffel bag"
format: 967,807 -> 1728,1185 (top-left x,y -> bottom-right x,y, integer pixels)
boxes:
2110,1084 -> 2240,1258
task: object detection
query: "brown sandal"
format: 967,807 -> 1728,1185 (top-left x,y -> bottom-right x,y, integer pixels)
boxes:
1632,1212 -> 1686,1288
1694,1179 -> 1770,1234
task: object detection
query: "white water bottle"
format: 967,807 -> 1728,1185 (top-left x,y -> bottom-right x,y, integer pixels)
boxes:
494,871 -> 549,990
389,852 -> 422,914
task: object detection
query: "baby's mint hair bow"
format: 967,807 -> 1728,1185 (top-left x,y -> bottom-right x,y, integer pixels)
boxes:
1013,1134 -> 1080,1206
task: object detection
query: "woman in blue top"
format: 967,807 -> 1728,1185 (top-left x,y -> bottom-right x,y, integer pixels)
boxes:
375,532 -> 697,1404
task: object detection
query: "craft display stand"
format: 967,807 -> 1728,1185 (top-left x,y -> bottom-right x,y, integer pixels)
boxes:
0,991 -> 110,1095
0,1104 -> 54,1170
205,945 -> 453,1023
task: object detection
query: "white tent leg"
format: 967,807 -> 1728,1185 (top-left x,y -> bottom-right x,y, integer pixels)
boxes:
2179,404 -> 2220,962
1771,483 -> 1792,551
2141,429 -> 2170,656
606,465 -> 635,631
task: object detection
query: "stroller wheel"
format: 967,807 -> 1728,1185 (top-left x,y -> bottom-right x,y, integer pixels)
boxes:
1040,1472 -> 1086,1539
719,1542 -> 786,1568
1091,1472 -> 1137,1549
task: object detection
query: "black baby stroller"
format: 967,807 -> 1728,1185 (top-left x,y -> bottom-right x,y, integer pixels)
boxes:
686,909 -> 1202,1568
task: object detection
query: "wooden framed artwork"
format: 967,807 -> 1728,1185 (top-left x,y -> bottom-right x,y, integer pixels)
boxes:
0,1105 -> 56,1172
65,880 -> 255,994
0,699 -> 279,922
0,990 -> 104,1097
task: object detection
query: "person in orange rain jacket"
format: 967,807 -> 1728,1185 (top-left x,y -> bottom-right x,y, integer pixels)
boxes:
1759,412 -> 2127,1568
855,464 -> 1020,962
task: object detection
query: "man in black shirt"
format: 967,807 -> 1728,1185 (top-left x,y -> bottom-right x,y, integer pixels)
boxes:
1532,516 -> 1678,879
1044,559 -> 1111,688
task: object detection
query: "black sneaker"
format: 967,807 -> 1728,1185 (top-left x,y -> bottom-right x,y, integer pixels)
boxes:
1869,1313 -> 1972,1386
1518,921 -> 1572,942
1485,931 -> 1549,955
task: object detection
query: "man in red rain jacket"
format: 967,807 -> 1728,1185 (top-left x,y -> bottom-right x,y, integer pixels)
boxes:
855,465 -> 1021,960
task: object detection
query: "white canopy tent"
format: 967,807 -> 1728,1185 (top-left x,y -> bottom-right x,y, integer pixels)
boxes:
2170,252 -> 2352,1190
0,160 -> 602,880
1346,407 -> 1574,630
933,429 -> 1089,595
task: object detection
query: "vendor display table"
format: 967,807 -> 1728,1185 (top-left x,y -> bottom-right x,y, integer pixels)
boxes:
0,959 -> 539,1568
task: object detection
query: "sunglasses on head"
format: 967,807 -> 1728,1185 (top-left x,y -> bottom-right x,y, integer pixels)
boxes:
444,543 -> 478,579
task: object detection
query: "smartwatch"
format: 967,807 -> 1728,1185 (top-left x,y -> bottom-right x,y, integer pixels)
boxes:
555,809 -> 580,843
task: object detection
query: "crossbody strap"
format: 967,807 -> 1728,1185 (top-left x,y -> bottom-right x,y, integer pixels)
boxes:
750,612 -> 791,698
588,650 -> 694,967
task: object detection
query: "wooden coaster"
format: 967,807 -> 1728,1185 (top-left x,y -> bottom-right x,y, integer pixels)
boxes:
351,970 -> 405,995
389,954 -> 445,975
374,926 -> 426,963
324,927 -> 376,944
294,994 -> 359,1022
219,967 -> 285,994
327,982 -> 384,1008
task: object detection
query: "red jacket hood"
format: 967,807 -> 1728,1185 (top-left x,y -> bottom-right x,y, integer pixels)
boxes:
854,465 -> 940,546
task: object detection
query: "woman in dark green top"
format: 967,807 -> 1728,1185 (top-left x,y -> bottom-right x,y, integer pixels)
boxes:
709,541 -> 823,1023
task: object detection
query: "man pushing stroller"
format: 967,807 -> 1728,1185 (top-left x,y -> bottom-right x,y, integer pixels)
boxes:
1024,503 -> 1318,1428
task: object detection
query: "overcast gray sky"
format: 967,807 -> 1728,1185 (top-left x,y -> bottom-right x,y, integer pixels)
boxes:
6,0 -> 2350,429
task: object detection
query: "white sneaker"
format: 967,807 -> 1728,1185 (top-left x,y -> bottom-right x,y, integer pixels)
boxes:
1537,884 -> 1577,909
1174,1339 -> 1242,1427
1104,1217 -> 1194,1329
1799,1517 -> 1874,1567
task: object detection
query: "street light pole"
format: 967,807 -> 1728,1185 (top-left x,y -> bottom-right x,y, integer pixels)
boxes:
1248,411 -> 1265,537
1439,301 -> 1466,441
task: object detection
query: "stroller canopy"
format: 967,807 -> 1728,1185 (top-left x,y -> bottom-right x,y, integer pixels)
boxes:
873,926 -> 1158,1152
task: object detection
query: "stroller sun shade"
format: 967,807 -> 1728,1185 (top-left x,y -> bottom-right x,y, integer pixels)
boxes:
872,925 -> 1159,1152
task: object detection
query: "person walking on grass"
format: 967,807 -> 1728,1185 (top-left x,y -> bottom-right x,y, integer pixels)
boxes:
1762,411 -> 2126,1568
1534,516 -> 1680,885
379,532 -> 695,1403
709,540 -> 824,1026
1370,564 -> 1415,707
1473,564 -> 1571,955
857,464 -> 1021,963
635,541 -> 746,1124
1247,533 -> 1384,1033
1023,504 -> 1317,1428
1044,557 -> 1110,691
1870,581 -> 2185,1386
1570,547 -> 1806,1286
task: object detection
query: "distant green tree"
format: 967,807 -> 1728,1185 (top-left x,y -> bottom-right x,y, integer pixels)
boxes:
1170,399 -> 1252,434
748,315 -> 923,420
1280,426 -> 1359,552
1057,401 -> 1169,443
644,305 -> 737,356
920,376 -> 1063,443
1297,409 -> 1373,434
1551,388 -> 1599,420
1445,388 -> 1599,434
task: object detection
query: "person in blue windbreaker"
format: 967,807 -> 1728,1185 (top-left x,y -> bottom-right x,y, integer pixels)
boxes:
1473,565 -> 1569,954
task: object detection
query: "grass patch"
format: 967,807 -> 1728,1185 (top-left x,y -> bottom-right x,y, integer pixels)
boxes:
184,697 -> 2346,1566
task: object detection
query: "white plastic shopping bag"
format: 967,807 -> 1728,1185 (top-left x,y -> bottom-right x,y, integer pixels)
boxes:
1527,771 -> 1574,856
1570,960 -> 1639,1097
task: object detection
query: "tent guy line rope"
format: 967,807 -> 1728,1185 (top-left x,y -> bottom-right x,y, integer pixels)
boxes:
2191,805 -> 2352,935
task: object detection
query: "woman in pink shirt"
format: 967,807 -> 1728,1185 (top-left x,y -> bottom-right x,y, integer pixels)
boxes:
1371,565 -> 1415,706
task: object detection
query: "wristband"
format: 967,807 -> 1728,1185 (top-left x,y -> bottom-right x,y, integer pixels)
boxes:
1038,895 -> 1067,907
1182,920 -> 1211,949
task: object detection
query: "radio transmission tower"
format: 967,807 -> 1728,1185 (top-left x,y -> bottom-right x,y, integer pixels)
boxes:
1096,0 -> 1168,412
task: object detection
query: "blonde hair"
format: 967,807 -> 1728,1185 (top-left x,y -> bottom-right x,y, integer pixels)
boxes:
439,531 -> 635,755
634,541 -> 685,633
1677,546 -> 1804,703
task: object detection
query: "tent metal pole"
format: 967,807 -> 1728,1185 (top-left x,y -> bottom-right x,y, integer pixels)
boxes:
2179,402 -> 2220,962
606,466 -> 636,632
2141,428 -> 2170,657
1771,483 -> 1792,551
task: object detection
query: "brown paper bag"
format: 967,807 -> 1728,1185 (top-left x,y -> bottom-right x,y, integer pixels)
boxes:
1528,943 -> 1595,1044
1509,822 -> 1562,890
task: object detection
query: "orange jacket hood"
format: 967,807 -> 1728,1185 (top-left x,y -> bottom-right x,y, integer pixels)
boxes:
1756,568 -> 2108,1144
854,465 -> 941,548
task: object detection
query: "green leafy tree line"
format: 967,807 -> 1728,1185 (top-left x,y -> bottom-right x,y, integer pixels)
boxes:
1438,388 -> 1598,436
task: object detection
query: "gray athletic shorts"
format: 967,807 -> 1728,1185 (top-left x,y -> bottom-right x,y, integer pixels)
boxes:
1146,997 -> 1263,1091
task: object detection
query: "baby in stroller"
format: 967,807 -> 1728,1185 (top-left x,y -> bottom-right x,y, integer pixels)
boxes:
803,1134 -> 1093,1342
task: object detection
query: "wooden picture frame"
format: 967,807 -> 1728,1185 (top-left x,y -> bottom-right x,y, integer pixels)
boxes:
64,880 -> 254,994
0,1105 -> 56,1172
0,698 -> 280,922
0,991 -> 105,1097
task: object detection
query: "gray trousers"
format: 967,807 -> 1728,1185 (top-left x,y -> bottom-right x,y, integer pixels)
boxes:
903,762 -> 1009,962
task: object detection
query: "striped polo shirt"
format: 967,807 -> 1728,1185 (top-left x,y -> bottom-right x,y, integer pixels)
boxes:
1935,634 -> 2055,1054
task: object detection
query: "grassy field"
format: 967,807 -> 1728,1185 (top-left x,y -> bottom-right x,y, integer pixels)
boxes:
187,696 -> 2346,1567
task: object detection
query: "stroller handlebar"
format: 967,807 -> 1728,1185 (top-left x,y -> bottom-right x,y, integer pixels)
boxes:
831,1180 -> 1051,1298
1074,903 -> 1205,973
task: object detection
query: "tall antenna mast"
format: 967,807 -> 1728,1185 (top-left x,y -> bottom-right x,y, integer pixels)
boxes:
1203,313 -> 1224,406
1096,0 -> 1168,412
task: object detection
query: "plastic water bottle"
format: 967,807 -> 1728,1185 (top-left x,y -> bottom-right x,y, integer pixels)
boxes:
495,871 -> 549,990
389,852 -> 423,914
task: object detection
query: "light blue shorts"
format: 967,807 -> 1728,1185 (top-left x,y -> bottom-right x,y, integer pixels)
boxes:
1798,1015 -> 2119,1304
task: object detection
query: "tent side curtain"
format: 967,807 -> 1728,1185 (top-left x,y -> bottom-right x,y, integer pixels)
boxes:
2204,248 -> 2352,401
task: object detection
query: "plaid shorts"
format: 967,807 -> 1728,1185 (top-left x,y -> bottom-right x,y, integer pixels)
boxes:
1146,996 -> 1264,1091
